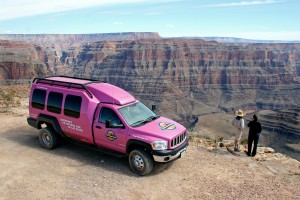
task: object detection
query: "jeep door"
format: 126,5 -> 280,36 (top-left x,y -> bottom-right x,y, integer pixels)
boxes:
93,106 -> 128,153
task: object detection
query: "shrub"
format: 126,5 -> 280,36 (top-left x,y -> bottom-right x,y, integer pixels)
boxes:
0,86 -> 22,112
241,138 -> 248,145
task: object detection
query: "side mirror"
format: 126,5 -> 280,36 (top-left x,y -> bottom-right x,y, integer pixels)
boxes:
105,120 -> 125,129
105,120 -> 111,128
151,105 -> 156,111
112,124 -> 125,129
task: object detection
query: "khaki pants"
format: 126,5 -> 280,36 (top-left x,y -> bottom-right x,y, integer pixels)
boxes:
234,129 -> 243,149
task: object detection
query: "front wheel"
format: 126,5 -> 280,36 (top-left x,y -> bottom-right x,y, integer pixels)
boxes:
38,127 -> 58,150
129,149 -> 153,176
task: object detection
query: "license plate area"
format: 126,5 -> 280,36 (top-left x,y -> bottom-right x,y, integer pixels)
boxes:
180,150 -> 186,158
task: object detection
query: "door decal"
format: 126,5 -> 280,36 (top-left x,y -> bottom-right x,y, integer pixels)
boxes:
105,130 -> 118,141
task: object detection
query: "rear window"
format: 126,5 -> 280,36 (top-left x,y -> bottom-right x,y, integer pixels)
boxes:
47,92 -> 63,114
64,95 -> 82,118
32,89 -> 46,110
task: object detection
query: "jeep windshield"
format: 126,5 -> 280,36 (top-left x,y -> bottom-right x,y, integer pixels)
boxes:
118,102 -> 159,127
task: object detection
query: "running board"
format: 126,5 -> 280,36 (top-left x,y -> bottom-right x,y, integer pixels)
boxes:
68,140 -> 127,158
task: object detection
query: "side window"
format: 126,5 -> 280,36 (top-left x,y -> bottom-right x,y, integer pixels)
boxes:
47,92 -> 63,114
64,95 -> 82,118
99,107 -> 122,125
32,89 -> 46,110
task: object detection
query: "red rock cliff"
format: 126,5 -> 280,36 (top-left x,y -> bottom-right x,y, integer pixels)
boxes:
0,40 -> 48,81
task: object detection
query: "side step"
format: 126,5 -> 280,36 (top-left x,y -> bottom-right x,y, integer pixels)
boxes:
68,140 -> 127,158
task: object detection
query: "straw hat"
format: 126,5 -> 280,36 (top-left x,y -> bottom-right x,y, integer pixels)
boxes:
236,110 -> 244,117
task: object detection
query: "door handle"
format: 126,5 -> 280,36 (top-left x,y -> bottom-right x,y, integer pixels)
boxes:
96,126 -> 102,129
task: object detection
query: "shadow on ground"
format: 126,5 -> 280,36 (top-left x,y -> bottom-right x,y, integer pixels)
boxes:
3,125 -> 177,177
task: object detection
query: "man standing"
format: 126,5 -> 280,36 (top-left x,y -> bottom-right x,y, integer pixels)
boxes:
247,114 -> 262,157
232,110 -> 245,152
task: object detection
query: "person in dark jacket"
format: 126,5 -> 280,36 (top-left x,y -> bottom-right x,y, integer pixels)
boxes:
247,114 -> 262,157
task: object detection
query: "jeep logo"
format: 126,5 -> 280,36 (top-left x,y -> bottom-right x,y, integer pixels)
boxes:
158,122 -> 176,130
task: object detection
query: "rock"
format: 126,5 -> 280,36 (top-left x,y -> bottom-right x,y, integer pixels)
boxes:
264,147 -> 276,153
257,147 -> 276,154
222,140 -> 235,146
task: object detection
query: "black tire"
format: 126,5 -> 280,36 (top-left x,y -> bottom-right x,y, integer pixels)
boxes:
38,127 -> 58,150
128,149 -> 153,176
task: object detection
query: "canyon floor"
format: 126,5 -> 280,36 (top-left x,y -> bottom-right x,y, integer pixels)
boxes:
0,99 -> 299,200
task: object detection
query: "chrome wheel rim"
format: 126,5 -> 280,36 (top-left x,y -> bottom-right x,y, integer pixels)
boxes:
42,132 -> 51,147
133,154 -> 144,170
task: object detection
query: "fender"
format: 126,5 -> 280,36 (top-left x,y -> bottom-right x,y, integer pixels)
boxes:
27,114 -> 66,138
126,139 -> 152,154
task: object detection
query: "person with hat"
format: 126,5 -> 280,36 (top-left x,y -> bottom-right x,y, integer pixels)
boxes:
231,110 -> 245,152
247,114 -> 262,157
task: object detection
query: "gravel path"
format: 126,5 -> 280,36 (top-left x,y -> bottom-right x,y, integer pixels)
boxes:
0,111 -> 299,200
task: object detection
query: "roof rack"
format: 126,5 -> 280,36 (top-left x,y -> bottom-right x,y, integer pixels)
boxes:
32,76 -> 103,98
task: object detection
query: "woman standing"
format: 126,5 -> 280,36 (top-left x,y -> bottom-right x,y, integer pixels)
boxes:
247,114 -> 262,157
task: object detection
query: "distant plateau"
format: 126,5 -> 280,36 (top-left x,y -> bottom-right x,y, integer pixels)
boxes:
0,32 -> 299,160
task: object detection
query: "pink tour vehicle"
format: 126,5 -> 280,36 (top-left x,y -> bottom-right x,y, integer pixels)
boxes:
27,76 -> 188,175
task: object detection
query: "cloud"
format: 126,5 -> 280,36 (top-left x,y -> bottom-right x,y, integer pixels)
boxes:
0,0 -> 145,21
114,22 -> 124,25
145,12 -> 162,15
223,31 -> 300,41
161,31 -> 300,41
202,0 -> 285,7
95,11 -> 134,16
165,24 -> 175,28
47,18 -> 57,22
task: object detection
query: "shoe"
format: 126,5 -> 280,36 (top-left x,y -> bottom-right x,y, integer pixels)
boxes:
244,150 -> 251,156
251,154 -> 256,157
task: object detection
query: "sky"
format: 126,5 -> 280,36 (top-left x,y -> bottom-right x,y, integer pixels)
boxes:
0,0 -> 299,41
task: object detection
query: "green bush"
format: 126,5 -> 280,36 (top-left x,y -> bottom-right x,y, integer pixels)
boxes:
0,88 -> 21,112
241,138 -> 248,145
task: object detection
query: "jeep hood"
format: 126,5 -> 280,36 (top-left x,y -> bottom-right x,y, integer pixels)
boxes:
131,116 -> 186,140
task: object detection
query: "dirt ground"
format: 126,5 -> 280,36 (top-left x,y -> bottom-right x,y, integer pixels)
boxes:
0,103 -> 300,200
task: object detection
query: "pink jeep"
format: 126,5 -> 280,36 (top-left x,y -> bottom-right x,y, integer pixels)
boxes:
27,76 -> 188,175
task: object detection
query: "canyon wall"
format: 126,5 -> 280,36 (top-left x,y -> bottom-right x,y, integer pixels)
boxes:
68,39 -> 300,113
67,39 -> 300,159
0,32 -> 161,48
0,36 -> 299,159
1,38 -> 300,119
0,40 -> 48,82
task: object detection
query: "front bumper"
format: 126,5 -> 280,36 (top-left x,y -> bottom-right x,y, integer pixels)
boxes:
152,138 -> 188,162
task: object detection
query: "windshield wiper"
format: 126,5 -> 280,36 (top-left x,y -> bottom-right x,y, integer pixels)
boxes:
131,116 -> 159,127
131,120 -> 148,127
146,115 -> 159,121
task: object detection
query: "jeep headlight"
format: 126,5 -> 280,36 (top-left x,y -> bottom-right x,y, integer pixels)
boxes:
151,140 -> 168,150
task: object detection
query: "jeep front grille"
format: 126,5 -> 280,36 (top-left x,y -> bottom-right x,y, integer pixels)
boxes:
171,132 -> 186,147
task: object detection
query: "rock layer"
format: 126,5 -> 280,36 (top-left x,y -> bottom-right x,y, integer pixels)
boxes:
0,37 -> 299,160
68,40 -> 300,112
0,32 -> 161,48
0,40 -> 48,82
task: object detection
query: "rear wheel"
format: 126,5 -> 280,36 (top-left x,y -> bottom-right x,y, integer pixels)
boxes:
129,149 -> 153,176
39,127 -> 58,150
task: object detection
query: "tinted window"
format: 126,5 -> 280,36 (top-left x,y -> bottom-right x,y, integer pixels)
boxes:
118,102 -> 157,126
32,89 -> 46,110
47,92 -> 63,114
99,107 -> 122,125
64,95 -> 82,118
